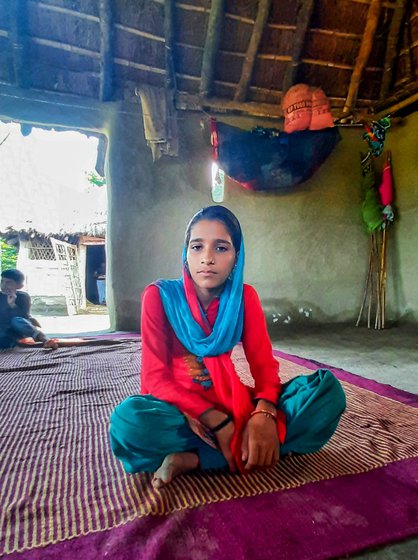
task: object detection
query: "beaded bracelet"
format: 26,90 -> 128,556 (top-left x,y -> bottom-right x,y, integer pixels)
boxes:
250,409 -> 277,422
211,415 -> 233,433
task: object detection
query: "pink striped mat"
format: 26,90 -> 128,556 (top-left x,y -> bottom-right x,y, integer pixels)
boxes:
0,339 -> 417,559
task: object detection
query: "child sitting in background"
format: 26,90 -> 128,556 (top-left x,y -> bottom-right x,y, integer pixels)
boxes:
0,269 -> 56,349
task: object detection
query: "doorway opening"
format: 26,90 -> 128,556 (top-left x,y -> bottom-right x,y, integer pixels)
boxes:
0,121 -> 110,336
85,242 -> 106,305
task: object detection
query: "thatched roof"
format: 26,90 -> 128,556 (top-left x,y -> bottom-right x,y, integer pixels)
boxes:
0,0 -> 417,120
0,227 -> 106,247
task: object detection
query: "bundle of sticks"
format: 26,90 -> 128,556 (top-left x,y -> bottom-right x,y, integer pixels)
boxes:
356,151 -> 393,330
356,224 -> 389,329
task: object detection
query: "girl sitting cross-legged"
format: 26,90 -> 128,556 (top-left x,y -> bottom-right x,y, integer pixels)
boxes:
109,206 -> 346,488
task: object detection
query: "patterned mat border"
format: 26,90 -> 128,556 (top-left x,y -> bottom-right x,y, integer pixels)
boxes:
6,456 -> 417,560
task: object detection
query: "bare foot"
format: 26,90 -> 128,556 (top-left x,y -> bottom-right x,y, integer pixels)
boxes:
152,452 -> 199,489
43,338 -> 59,350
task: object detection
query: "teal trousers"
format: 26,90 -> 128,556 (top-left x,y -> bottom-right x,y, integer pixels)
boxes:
109,369 -> 346,474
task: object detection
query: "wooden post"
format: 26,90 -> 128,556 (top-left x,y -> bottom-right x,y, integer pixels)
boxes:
234,0 -> 272,102
379,0 -> 408,99
164,0 -> 177,91
99,0 -> 113,102
343,0 -> 381,114
282,0 -> 315,93
9,0 -> 29,88
200,0 -> 225,98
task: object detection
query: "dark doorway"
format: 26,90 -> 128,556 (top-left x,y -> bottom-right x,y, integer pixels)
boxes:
86,245 -> 106,304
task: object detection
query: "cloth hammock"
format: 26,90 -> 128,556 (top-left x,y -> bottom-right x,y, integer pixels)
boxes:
212,120 -> 341,192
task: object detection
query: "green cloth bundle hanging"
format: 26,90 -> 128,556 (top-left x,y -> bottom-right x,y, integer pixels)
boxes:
360,152 -> 383,233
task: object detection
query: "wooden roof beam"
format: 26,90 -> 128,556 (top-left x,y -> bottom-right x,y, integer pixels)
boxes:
373,79 -> 418,112
282,0 -> 315,93
200,0 -> 225,98
177,92 -> 283,117
343,0 -> 381,114
9,0 -> 29,88
164,0 -> 176,91
175,92 -> 367,119
375,90 -> 418,118
234,0 -> 272,102
380,0 -> 409,99
400,17 -> 414,83
99,0 -> 113,101
349,0 -> 397,7
154,0 -> 399,13
16,30 -> 382,74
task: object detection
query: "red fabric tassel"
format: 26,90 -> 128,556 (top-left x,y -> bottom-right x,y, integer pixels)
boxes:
210,117 -> 219,161
379,158 -> 393,206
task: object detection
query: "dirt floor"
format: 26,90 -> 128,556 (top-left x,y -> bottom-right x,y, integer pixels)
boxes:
272,324 -> 418,560
38,307 -> 110,336
37,315 -> 418,559
271,323 -> 418,394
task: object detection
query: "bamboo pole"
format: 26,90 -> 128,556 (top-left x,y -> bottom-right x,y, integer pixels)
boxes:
373,79 -> 418,112
356,237 -> 374,326
156,0 -> 399,11
401,18 -> 414,83
349,0 -> 398,7
375,230 -> 382,329
368,233 -> 377,328
5,30 -> 382,78
380,223 -> 388,328
380,0 -> 408,100
113,23 -> 164,42
343,0 -> 382,114
0,133 -> 10,147
30,36 -> 100,58
176,93 -> 284,117
357,152 -> 394,329
379,152 -> 391,329
9,0 -> 29,88
374,91 -> 418,119
99,0 -> 113,102
234,0 -> 272,102
164,0 -> 177,91
282,0 -> 315,93
200,0 -> 225,98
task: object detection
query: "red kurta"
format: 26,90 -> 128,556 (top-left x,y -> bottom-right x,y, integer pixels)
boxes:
140,283 -> 281,419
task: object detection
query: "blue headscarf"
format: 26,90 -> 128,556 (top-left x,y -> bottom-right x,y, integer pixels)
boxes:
156,238 -> 245,357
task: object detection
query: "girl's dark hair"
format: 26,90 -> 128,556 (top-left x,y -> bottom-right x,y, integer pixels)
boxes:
185,206 -> 242,252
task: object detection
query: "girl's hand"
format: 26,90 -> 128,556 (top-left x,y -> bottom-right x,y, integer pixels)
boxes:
214,420 -> 236,473
241,413 -> 279,470
200,409 -> 236,472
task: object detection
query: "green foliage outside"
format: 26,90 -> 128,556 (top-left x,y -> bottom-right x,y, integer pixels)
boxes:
87,172 -> 106,187
0,239 -> 18,272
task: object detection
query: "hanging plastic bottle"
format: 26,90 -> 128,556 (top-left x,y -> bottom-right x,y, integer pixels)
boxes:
211,163 -> 225,203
